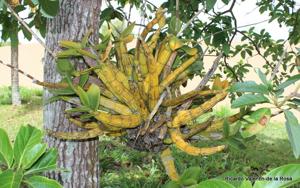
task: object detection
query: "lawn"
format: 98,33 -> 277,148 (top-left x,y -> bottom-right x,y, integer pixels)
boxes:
0,86 -> 299,187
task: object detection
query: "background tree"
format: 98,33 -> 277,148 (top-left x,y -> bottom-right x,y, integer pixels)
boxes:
0,0 -> 47,105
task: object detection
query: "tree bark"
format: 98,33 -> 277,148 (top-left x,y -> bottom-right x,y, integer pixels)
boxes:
43,1 -> 101,187
11,44 -> 21,106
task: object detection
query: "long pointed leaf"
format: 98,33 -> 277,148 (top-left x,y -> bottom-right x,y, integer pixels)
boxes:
284,110 -> 300,158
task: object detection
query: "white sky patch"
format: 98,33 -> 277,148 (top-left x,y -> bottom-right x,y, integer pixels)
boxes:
8,0 -> 292,44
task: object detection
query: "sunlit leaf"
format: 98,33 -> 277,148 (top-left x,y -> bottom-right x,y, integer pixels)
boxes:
229,81 -> 269,94
284,110 -> 300,159
24,176 -> 62,188
253,164 -> 300,188
231,94 -> 269,108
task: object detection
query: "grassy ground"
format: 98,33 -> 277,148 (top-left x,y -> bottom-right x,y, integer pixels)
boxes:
99,122 -> 300,188
0,86 -> 43,140
0,86 -> 299,187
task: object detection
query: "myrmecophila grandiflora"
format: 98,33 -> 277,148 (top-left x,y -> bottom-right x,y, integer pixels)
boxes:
1,8 -> 271,180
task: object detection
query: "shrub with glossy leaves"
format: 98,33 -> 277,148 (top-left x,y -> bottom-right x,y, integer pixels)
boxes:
0,125 -> 62,188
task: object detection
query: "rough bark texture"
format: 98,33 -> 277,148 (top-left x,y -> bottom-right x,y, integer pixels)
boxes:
11,45 -> 21,106
43,1 -> 101,187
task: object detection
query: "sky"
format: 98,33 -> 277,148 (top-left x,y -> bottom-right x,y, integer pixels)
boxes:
124,0 -> 291,40
15,0 -> 297,44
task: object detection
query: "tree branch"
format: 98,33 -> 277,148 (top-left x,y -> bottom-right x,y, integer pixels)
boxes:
236,30 -> 272,68
224,57 -> 239,82
199,19 -> 269,43
200,0 -> 236,34
179,53 -> 223,110
177,7 -> 205,37
270,48 -> 287,81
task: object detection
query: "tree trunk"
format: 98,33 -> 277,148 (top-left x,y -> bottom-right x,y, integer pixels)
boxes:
11,44 -> 21,106
43,1 -> 101,187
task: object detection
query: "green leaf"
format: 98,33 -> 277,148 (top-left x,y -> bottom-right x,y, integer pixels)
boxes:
56,59 -> 75,75
0,169 -> 23,188
168,17 -> 182,35
229,81 -> 269,94
79,74 -> 89,87
241,50 -> 246,59
222,43 -> 230,55
13,125 -> 43,168
239,180 -> 253,188
254,68 -> 269,86
0,128 -> 13,167
253,164 -> 300,188
65,106 -> 91,114
162,180 -> 181,188
181,46 -> 198,56
249,108 -> 271,122
24,176 -> 62,188
226,137 -> 246,150
223,119 -> 230,138
231,94 -> 269,108
75,86 -> 90,107
120,22 -> 135,37
277,74 -> 300,90
179,167 -> 201,185
21,25 -> 32,41
25,148 -> 58,175
86,84 -> 101,111
284,110 -> 300,159
196,179 -> 235,188
39,0 -> 59,18
206,0 -> 217,11
49,87 -> 75,96
221,0 -> 230,5
22,144 -> 47,169
56,49 -> 81,58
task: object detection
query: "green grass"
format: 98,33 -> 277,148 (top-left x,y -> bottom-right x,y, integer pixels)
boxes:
0,42 -> 11,47
99,136 -> 167,188
98,121 -> 300,187
0,89 -> 299,187
0,86 -> 43,105
0,86 -> 43,140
